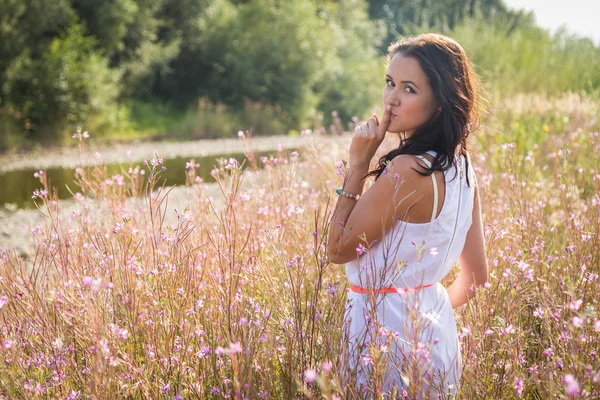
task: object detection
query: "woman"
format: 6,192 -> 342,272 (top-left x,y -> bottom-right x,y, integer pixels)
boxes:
327,34 -> 489,398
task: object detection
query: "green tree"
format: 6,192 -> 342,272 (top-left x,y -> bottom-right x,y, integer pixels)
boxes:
367,0 -> 535,50
313,0 -> 386,125
72,0 -> 182,97
449,14 -> 600,96
0,0 -> 124,143
3,24 -> 120,139
158,0 -> 340,127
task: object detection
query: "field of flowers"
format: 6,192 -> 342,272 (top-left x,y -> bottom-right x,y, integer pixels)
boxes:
0,93 -> 599,399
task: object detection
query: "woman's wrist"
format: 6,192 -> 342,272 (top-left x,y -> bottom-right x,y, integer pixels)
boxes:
342,162 -> 368,192
348,160 -> 370,170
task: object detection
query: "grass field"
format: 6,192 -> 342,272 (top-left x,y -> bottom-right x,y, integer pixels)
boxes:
0,92 -> 599,398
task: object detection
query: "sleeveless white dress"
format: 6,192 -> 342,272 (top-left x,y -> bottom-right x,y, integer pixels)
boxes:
343,150 -> 475,397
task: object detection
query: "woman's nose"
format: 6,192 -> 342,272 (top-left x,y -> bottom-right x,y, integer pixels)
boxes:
384,88 -> 400,106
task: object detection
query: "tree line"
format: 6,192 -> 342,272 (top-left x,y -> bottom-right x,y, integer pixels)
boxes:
0,0 -> 597,148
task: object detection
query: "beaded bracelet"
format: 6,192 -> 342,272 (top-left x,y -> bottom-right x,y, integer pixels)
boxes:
336,188 -> 361,200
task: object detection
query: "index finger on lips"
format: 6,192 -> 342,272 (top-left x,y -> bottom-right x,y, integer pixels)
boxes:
377,105 -> 392,137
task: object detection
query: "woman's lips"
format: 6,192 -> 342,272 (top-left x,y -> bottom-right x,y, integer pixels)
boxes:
390,113 -> 398,120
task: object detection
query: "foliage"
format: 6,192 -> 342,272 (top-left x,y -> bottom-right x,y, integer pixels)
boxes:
448,16 -> 600,96
313,0 -> 387,126
2,24 -> 120,142
73,0 -> 183,96
1,0 -> 600,149
367,0 -> 536,51
159,0 -> 338,127
0,0 -> 76,143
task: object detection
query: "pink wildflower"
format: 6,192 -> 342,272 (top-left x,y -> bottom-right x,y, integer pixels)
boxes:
543,348 -> 554,357
229,342 -> 242,353
304,369 -> 317,383
68,391 -> 81,400
571,316 -> 583,328
500,324 -> 516,336
569,299 -> 583,311
224,158 -> 238,170
160,383 -> 170,394
150,156 -> 164,167
564,374 -> 580,397
31,189 -> 48,199
356,243 -> 367,255
514,377 -> 524,397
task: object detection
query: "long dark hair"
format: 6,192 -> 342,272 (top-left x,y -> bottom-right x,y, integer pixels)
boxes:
365,33 -> 481,186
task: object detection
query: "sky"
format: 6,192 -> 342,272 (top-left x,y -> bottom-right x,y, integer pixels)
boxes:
502,0 -> 600,45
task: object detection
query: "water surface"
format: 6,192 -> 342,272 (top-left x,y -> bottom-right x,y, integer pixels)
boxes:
0,150 -> 285,210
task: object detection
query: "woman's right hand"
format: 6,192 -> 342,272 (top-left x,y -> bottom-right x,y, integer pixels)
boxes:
348,105 -> 391,167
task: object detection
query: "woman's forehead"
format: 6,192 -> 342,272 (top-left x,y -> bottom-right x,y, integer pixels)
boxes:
387,53 -> 428,85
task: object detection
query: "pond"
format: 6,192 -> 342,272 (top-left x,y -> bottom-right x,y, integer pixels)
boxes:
0,149 -> 289,210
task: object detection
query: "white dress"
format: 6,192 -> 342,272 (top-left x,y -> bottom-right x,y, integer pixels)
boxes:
343,150 -> 475,398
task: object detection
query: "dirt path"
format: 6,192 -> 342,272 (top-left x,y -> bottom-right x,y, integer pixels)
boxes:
0,135 -> 309,173
0,182 -> 220,260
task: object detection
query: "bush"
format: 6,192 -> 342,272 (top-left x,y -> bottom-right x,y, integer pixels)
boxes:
442,14 -> 600,96
3,24 -> 121,143
313,0 -> 386,126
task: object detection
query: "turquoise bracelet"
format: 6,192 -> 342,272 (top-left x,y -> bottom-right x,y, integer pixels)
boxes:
336,188 -> 361,200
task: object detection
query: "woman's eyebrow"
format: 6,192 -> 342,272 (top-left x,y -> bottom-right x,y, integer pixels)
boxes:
386,74 -> 420,90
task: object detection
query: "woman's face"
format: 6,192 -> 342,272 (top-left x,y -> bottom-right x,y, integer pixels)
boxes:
382,52 -> 440,137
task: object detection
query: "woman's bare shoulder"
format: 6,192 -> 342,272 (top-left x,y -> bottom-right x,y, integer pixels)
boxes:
387,154 -> 432,178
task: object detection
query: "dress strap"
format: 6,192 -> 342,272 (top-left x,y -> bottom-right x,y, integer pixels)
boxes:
415,155 -> 438,221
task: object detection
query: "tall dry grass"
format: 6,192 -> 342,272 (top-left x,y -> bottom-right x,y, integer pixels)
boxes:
0,93 -> 599,398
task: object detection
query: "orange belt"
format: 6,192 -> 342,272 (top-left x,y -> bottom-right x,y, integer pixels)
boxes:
349,283 -> 433,294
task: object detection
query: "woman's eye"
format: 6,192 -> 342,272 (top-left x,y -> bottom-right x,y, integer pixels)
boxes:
404,86 -> 415,94
386,79 -> 395,87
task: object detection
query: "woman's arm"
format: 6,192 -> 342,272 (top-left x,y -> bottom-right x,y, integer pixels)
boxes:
326,161 -> 369,262
447,182 -> 489,309
326,154 -> 428,264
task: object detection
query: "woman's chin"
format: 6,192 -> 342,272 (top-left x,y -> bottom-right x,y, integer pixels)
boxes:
385,120 -> 405,134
